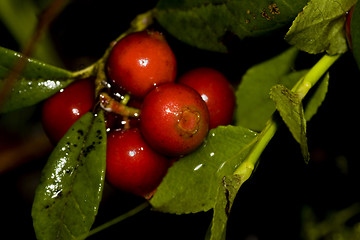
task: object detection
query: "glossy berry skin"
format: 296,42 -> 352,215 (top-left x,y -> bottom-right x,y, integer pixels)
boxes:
106,128 -> 170,197
140,83 -> 209,157
107,30 -> 177,99
178,67 -> 235,129
42,79 -> 95,144
346,5 -> 355,48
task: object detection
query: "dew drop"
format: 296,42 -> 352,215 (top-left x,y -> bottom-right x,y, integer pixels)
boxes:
217,162 -> 226,172
193,164 -> 203,171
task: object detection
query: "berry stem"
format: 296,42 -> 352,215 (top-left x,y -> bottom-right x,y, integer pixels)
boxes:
85,201 -> 150,238
293,54 -> 340,99
99,92 -> 140,117
121,94 -> 131,105
233,53 -> 341,181
71,63 -> 97,79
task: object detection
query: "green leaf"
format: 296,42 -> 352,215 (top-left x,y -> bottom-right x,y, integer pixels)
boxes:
150,125 -> 257,214
207,145 -> 260,240
235,47 -> 303,131
351,2 -> 360,70
32,111 -> 106,240
304,72 -> 329,121
155,0 -> 308,52
209,174 -> 242,240
285,0 -> 357,55
270,84 -> 310,163
0,46 -> 73,113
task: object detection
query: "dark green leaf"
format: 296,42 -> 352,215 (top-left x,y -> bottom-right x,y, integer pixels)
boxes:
351,2 -> 360,70
285,0 -> 356,55
270,85 -> 309,163
0,46 -> 73,113
32,111 -> 106,240
235,47 -> 304,131
155,0 -> 307,52
0,77 -> 75,113
150,125 -> 257,214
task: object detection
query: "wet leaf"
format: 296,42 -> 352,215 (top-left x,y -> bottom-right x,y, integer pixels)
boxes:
32,111 -> 106,240
0,46 -> 73,113
155,0 -> 307,52
150,125 -> 257,214
235,47 -> 304,131
285,0 -> 357,55
270,84 -> 309,163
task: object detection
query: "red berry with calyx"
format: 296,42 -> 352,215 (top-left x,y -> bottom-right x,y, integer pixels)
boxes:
106,128 -> 170,198
140,83 -> 209,157
107,30 -> 177,98
178,67 -> 235,129
42,78 -> 95,144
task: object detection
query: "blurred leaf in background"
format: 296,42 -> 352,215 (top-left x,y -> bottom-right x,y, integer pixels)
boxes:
0,0 -> 63,66
155,0 -> 308,52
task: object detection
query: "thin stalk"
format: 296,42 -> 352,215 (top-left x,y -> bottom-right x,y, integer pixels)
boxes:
71,62 -> 98,79
294,54 -> 341,99
86,201 -> 150,238
233,117 -> 278,179
233,53 -> 341,180
99,92 -> 140,117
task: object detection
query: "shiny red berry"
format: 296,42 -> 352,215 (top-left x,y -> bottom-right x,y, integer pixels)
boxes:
106,128 -> 170,197
178,67 -> 235,129
140,83 -> 209,157
42,78 -> 95,144
346,5 -> 355,48
107,30 -> 177,98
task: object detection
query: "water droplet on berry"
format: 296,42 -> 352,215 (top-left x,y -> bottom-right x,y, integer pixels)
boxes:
138,58 -> 149,67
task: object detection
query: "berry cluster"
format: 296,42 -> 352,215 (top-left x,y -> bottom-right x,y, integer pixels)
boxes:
41,30 -> 236,198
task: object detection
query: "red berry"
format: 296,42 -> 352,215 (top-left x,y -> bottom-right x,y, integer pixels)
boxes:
106,128 -> 170,197
42,78 -> 95,144
178,67 -> 235,129
104,111 -> 123,130
107,30 -> 177,98
140,83 -> 209,157
346,5 -> 355,48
